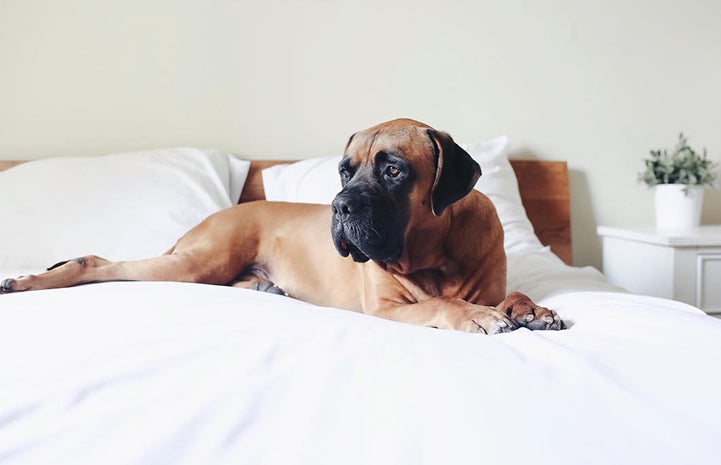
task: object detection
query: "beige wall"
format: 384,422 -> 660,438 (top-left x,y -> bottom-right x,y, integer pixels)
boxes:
1,0 -> 720,268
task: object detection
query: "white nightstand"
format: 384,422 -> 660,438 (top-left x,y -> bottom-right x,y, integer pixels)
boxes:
597,225 -> 721,314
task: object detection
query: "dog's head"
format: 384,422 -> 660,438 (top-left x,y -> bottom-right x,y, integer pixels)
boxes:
331,118 -> 481,266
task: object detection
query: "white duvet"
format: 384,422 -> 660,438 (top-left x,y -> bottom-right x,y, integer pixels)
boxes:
1,249 -> 721,465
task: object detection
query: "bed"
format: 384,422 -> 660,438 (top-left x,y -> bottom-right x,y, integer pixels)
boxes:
1,141 -> 720,465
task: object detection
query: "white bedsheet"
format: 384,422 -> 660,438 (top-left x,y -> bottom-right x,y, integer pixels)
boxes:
1,260 -> 720,465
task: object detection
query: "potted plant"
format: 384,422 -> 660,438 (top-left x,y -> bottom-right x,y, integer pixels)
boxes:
639,133 -> 717,230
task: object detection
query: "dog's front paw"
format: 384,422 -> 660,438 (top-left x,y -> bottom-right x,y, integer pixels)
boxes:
500,291 -> 565,330
455,306 -> 517,335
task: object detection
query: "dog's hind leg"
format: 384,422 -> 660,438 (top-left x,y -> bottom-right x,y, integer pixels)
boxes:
0,252 -> 235,294
2,255 -> 108,294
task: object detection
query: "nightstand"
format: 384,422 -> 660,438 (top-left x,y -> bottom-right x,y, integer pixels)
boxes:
597,225 -> 721,314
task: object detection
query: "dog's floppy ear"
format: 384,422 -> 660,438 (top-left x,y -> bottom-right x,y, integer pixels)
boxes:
428,129 -> 482,216
344,132 -> 356,152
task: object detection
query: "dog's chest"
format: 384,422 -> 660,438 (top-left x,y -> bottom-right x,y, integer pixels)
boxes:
398,264 -> 466,300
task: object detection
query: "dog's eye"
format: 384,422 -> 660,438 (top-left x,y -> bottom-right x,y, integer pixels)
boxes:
385,165 -> 401,178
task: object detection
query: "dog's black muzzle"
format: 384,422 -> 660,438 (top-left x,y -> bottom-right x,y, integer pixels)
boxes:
331,187 -> 405,264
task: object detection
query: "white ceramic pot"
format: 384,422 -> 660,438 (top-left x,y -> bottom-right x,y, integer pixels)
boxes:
653,184 -> 704,231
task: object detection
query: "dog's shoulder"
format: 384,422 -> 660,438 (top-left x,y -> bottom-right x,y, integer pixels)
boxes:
445,189 -> 504,263
450,190 -> 501,228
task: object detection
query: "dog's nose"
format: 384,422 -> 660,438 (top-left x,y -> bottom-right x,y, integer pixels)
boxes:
332,196 -> 357,222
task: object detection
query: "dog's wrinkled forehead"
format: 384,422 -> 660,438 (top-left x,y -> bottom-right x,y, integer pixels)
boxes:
344,119 -> 435,165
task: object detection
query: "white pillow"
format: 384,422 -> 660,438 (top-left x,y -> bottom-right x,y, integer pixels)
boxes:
261,135 -> 544,254
262,156 -> 343,205
0,148 -> 250,269
464,136 -> 544,255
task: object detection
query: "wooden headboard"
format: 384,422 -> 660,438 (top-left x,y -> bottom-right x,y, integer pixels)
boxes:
509,160 -> 571,265
0,158 -> 572,264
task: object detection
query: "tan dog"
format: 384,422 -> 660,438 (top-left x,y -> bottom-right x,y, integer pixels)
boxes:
1,119 -> 563,334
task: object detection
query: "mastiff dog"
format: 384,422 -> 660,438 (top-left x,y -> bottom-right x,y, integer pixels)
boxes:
1,118 -> 564,334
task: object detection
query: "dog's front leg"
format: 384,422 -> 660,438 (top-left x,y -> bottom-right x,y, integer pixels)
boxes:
371,297 -> 517,334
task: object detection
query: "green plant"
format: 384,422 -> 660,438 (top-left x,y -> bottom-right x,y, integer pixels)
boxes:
639,133 -> 717,193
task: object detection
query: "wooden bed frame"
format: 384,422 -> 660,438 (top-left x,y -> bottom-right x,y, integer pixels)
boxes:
0,159 -> 572,264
